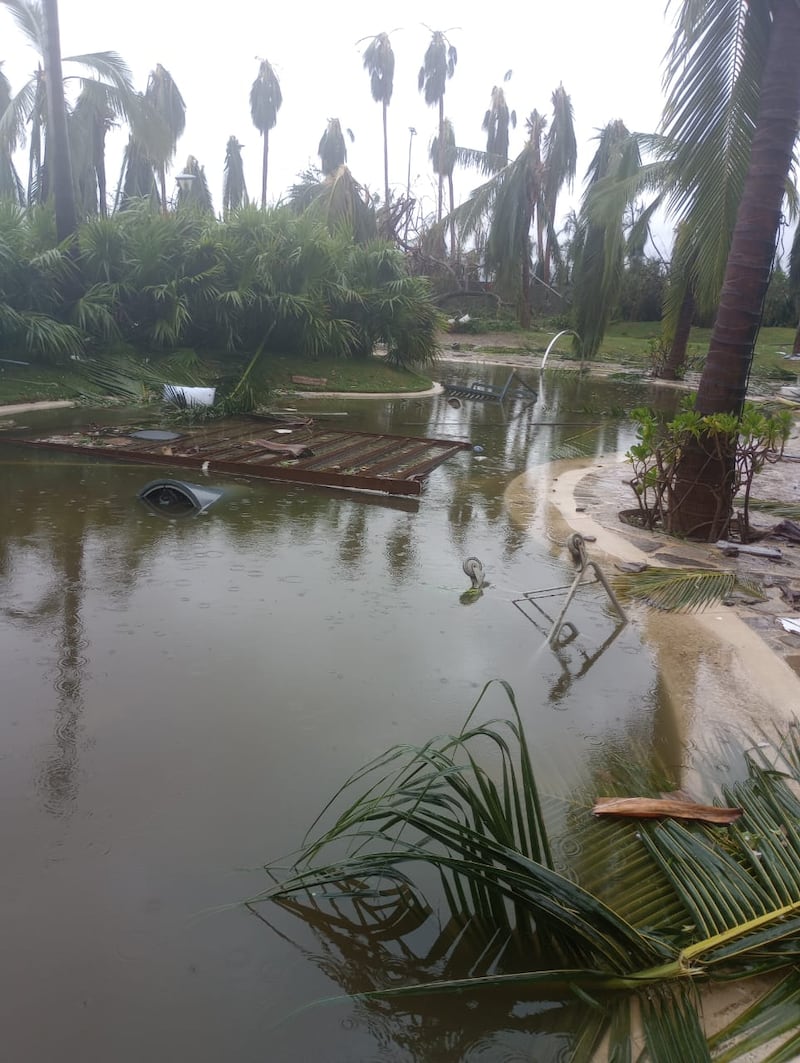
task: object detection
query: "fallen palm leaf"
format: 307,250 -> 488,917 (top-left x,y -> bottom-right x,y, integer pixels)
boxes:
593,797 -> 743,825
613,566 -> 766,612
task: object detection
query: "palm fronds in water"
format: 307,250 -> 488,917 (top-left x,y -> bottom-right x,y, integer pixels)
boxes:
254,681 -> 800,1060
613,566 -> 765,612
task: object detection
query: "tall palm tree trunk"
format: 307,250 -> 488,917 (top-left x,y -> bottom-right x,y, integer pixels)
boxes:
261,130 -> 269,207
437,98 -> 444,223
448,171 -> 455,260
669,0 -> 800,539
382,101 -> 389,209
793,316 -> 800,356
42,0 -> 76,239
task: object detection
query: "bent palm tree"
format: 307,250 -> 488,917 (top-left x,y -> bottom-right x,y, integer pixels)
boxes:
249,58 -> 282,208
361,32 -> 394,211
418,29 -> 457,223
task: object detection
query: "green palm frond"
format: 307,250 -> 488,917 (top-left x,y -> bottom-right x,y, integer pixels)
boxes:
613,566 -> 765,612
254,680 -> 800,1059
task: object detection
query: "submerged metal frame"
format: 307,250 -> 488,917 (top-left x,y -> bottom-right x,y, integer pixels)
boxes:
513,533 -> 627,646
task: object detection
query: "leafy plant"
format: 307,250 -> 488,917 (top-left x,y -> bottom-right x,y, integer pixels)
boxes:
626,398 -> 792,539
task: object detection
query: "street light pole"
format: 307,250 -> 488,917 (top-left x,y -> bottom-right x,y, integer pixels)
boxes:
404,126 -> 416,245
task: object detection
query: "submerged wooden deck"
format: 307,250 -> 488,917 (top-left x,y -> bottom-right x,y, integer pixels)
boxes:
5,417 -> 472,497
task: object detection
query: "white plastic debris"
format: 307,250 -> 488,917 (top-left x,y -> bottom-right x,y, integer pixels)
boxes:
778,617 -> 800,634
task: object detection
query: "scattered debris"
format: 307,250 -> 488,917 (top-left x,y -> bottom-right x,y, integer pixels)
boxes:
716,540 -> 783,560
441,370 -> 537,403
778,618 -> 800,635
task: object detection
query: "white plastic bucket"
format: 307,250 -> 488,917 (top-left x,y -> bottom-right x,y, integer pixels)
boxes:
163,384 -> 216,407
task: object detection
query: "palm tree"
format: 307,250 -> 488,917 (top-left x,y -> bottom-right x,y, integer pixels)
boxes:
454,87 -> 576,327
318,118 -> 352,177
418,29 -> 457,223
430,118 -> 457,259
361,32 -> 394,211
482,80 -> 515,165
144,63 -> 185,212
222,135 -> 247,215
249,58 -> 282,208
0,0 -> 136,230
0,63 -> 23,202
666,0 -> 800,539
40,0 -> 74,238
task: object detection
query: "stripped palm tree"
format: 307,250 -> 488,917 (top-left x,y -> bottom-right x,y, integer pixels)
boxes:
361,32 -> 394,211
482,79 -> 515,166
249,57 -> 282,208
318,118 -> 353,177
255,679 -> 800,1060
418,28 -> 457,224
222,135 -> 247,216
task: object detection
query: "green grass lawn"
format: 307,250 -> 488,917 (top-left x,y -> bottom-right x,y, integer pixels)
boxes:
0,352 -> 434,408
2,323 -> 798,408
445,321 -> 799,381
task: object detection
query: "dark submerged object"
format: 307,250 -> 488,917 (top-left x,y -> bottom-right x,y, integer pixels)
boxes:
138,479 -> 223,517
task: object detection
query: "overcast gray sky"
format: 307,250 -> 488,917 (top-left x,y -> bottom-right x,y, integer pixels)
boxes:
2,0 -> 675,241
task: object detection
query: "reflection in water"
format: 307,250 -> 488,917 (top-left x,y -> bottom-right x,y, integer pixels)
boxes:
251,884 -> 574,1062
40,557 -> 87,816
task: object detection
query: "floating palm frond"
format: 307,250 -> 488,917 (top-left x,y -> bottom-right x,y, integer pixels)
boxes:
254,681 -> 800,1060
613,566 -> 765,612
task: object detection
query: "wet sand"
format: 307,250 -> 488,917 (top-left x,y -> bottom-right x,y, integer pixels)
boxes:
508,453 -> 800,749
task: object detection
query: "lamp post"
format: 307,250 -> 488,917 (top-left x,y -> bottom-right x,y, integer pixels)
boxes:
404,127 -> 416,245
174,171 -> 196,208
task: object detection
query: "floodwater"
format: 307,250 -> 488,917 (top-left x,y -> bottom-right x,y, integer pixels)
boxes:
2,367 -> 680,1062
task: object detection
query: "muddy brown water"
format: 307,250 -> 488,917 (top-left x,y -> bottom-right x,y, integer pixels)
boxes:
2,368 -> 681,1062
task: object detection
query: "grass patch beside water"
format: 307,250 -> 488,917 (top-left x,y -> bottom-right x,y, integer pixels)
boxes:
0,352 -> 434,408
